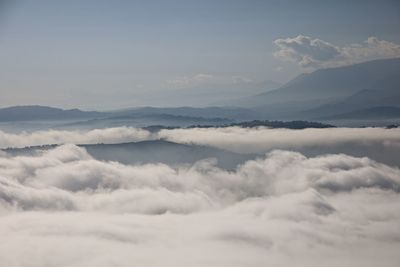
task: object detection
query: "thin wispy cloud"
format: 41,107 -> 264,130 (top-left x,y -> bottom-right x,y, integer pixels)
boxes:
165,74 -> 254,89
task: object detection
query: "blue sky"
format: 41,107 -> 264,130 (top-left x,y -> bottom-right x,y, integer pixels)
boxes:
0,0 -> 399,109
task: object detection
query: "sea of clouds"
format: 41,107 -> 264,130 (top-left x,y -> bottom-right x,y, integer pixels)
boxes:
0,127 -> 400,266
1,126 -> 400,165
0,126 -> 399,151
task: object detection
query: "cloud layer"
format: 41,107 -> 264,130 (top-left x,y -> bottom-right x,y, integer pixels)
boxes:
0,127 -> 152,149
274,35 -> 400,69
159,127 -> 400,166
2,144 -> 399,213
2,126 -> 400,167
1,142 -> 400,266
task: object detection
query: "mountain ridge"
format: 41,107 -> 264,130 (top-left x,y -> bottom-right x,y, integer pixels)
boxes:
0,105 -> 104,121
230,57 -> 400,119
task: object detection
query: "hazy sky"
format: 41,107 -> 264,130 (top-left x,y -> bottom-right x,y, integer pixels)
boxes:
0,0 -> 399,109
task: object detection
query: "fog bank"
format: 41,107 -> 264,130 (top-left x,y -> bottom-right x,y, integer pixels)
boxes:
0,144 -> 399,266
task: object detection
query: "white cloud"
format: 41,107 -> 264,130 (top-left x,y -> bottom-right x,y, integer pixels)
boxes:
0,143 -> 400,266
1,127 -> 400,167
2,126 -> 399,153
274,35 -> 341,68
166,73 -> 214,87
0,127 -> 152,149
158,127 -> 400,166
274,35 -> 400,69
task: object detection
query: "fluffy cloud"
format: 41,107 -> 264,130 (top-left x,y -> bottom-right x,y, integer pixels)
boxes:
274,35 -> 341,68
2,145 -> 398,213
0,144 -> 400,266
274,35 -> 400,69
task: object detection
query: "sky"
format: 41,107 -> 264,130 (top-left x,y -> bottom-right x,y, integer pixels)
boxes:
0,0 -> 399,109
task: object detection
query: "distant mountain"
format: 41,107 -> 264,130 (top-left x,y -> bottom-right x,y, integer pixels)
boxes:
119,106 -> 260,121
181,120 -> 335,129
318,106 -> 400,120
5,57 -> 399,126
0,105 -> 104,121
227,120 -> 335,129
58,112 -> 234,129
304,72 -> 400,117
0,105 -> 258,130
231,58 -> 400,119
